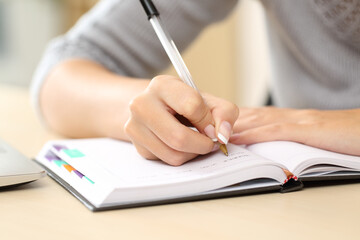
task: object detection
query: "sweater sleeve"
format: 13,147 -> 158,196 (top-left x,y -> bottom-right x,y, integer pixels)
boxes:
30,0 -> 238,123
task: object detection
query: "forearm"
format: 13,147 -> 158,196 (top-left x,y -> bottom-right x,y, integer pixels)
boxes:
40,59 -> 149,140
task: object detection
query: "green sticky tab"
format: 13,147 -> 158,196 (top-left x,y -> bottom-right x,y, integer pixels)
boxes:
63,149 -> 85,158
84,176 -> 94,184
53,160 -> 67,167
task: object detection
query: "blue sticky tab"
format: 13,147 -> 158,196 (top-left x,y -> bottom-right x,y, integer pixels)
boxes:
63,149 -> 85,158
53,159 -> 67,167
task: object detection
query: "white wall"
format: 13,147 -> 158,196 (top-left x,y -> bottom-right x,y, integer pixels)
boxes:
0,0 -> 64,86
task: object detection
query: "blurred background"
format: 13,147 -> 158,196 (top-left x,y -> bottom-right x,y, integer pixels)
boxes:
0,0 -> 270,107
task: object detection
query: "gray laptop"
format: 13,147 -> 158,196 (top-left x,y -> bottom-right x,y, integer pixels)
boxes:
0,138 -> 45,188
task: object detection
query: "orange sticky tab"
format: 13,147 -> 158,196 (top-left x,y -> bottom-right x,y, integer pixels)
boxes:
64,164 -> 75,173
282,168 -> 294,178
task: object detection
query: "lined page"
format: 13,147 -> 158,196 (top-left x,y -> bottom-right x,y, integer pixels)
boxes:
246,141 -> 360,175
48,138 -> 284,188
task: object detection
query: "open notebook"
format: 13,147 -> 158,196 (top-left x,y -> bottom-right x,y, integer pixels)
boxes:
35,138 -> 360,211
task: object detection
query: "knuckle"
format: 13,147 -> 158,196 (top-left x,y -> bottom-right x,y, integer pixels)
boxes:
226,102 -> 239,119
152,75 -> 170,82
181,93 -> 204,117
166,130 -> 188,151
128,94 -> 146,115
264,124 -> 284,134
216,101 -> 239,121
150,75 -> 179,91
137,148 -> 157,160
253,107 -> 271,117
244,112 -> 261,122
232,103 -> 240,115
244,107 -> 258,115
164,152 -> 188,166
267,123 -> 296,135
239,107 -> 258,120
124,120 -> 135,137
151,75 -> 167,86
225,102 -> 238,112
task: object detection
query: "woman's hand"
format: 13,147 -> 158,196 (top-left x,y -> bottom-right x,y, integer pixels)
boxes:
124,75 -> 239,166
230,107 -> 360,156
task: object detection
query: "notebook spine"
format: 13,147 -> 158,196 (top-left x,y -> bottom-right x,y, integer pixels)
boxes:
280,176 -> 303,193
284,175 -> 298,184
280,169 -> 303,193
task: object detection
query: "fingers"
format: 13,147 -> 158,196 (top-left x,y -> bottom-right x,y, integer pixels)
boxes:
233,107 -> 276,133
150,76 -> 214,132
148,76 -> 239,145
230,122 -> 311,145
128,91 -> 214,154
233,107 -> 308,134
125,75 -> 239,165
125,76 -> 217,165
230,107 -> 360,157
125,119 -> 198,166
231,108 -> 314,145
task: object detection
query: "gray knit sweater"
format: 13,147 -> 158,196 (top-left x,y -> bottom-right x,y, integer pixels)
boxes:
31,0 -> 360,119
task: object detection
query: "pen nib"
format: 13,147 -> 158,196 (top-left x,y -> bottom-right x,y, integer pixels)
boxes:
220,144 -> 228,156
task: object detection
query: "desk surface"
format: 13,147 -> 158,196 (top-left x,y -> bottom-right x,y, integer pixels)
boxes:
1,84 -> 360,240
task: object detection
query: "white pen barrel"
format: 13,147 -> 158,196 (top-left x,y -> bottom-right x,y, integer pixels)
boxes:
150,16 -> 199,91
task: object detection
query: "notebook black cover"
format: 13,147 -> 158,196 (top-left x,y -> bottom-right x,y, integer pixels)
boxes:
37,161 -> 287,211
36,160 -> 360,212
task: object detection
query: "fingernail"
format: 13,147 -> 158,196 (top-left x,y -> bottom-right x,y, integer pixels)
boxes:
218,121 -> 231,144
204,124 -> 216,140
211,143 -> 220,152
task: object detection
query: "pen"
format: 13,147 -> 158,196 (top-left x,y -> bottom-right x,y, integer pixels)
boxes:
139,0 -> 228,156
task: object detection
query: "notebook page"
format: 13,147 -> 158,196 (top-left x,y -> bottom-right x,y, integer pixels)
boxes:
49,138 -> 285,188
246,141 -> 360,175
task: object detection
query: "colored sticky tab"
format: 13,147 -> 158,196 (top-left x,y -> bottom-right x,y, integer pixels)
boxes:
53,145 -> 68,152
63,164 -> 75,173
74,170 -> 84,179
84,176 -> 94,184
63,149 -> 85,158
53,160 -> 67,167
45,151 -> 60,161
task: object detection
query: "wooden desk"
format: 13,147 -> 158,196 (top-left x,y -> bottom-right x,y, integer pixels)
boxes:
1,84 -> 360,240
